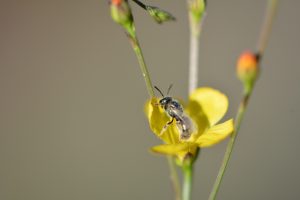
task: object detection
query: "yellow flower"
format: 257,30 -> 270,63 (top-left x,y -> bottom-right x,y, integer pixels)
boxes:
145,87 -> 234,162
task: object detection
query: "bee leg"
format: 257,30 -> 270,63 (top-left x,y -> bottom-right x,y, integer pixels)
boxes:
159,118 -> 174,136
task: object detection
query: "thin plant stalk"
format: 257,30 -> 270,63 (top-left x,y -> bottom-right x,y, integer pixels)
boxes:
182,162 -> 193,200
112,1 -> 183,199
129,36 -> 155,97
208,89 -> 253,200
184,2 -> 206,199
208,1 -> 278,199
188,14 -> 205,94
127,22 -> 182,200
167,156 -> 181,200
188,30 -> 200,94
256,0 -> 279,57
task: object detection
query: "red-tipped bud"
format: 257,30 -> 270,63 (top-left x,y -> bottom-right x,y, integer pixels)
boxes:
110,0 -> 133,27
111,0 -> 122,6
237,51 -> 259,92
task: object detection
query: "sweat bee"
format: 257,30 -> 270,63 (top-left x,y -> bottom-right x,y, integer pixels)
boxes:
155,85 -> 196,140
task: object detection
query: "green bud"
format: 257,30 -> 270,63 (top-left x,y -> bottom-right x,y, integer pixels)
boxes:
110,0 -> 135,38
131,0 -> 175,24
146,6 -> 176,24
188,0 -> 206,23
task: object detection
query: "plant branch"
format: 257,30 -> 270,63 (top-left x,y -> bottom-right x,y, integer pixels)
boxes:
256,0 -> 279,58
188,30 -> 200,94
182,161 -> 193,200
129,36 -> 155,97
167,156 -> 182,200
208,89 -> 252,200
208,1 -> 278,199
188,13 -> 205,94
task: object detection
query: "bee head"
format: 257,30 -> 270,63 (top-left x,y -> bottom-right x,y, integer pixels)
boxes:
154,85 -> 174,108
159,97 -> 172,107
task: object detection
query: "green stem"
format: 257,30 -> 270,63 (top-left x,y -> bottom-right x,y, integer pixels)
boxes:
167,156 -> 182,200
208,89 -> 252,200
126,18 -> 180,200
209,0 -> 278,200
182,162 -> 193,200
117,3 -> 180,199
129,36 -> 155,97
188,11 -> 205,94
188,27 -> 200,94
208,1 -> 278,199
256,0 -> 278,57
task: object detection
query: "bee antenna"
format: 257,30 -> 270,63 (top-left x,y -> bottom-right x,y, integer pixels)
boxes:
154,86 -> 164,97
167,84 -> 173,95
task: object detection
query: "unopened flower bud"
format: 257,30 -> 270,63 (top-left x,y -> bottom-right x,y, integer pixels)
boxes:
237,51 -> 259,93
188,0 -> 206,36
146,6 -> 175,24
188,0 -> 206,23
110,0 -> 133,27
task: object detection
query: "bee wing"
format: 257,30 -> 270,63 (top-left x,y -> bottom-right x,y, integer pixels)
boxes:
172,108 -> 183,118
182,114 -> 196,132
176,114 -> 196,140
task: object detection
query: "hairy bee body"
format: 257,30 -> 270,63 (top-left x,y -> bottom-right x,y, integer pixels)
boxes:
158,96 -> 195,140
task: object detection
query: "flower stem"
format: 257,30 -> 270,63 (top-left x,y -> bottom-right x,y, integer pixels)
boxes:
208,1 -> 278,199
167,156 -> 182,200
256,0 -> 278,58
188,12 -> 205,94
182,161 -> 193,200
208,89 -> 252,200
129,31 -> 181,200
129,36 -> 155,97
126,18 -> 181,200
188,30 -> 200,94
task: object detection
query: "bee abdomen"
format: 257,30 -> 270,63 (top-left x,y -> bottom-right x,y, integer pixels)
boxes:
177,118 -> 193,140
180,125 -> 192,140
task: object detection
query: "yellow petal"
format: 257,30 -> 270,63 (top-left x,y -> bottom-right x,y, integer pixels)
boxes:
185,100 -> 210,136
189,87 -> 229,126
145,98 -> 180,144
196,119 -> 234,147
151,143 -> 198,161
151,143 -> 190,156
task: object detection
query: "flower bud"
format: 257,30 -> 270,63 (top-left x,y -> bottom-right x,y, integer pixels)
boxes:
188,0 -> 206,23
146,6 -> 175,24
188,0 -> 206,36
237,51 -> 259,93
110,0 -> 133,27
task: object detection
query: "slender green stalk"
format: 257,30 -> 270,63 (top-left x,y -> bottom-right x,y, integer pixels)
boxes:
127,20 -> 182,200
129,31 -> 182,200
256,0 -> 279,57
188,28 -> 200,94
129,36 -> 155,97
208,1 -> 278,199
188,10 -> 205,94
112,2 -> 182,199
182,161 -> 193,200
208,89 -> 252,200
167,156 -> 182,200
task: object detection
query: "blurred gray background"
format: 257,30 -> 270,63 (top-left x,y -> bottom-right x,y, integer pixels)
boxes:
1,0 -> 300,199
